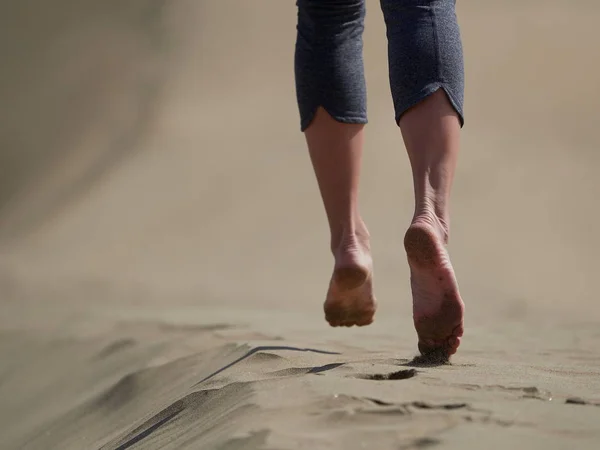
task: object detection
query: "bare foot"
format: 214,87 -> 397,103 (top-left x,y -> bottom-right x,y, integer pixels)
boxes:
404,217 -> 464,357
324,235 -> 376,327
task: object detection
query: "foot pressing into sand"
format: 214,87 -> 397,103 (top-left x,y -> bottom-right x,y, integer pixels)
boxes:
398,89 -> 465,357
404,213 -> 464,357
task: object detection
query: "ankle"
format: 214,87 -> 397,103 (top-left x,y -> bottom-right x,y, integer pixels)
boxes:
330,217 -> 370,254
412,203 -> 450,244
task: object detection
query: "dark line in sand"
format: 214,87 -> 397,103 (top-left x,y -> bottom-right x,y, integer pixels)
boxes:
565,397 -> 600,407
359,369 -> 417,381
399,437 -> 441,449
193,345 -> 340,387
359,397 -> 469,412
308,362 -> 345,374
113,408 -> 182,450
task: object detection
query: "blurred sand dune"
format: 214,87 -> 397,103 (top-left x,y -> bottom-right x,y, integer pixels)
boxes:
1,1 -> 600,449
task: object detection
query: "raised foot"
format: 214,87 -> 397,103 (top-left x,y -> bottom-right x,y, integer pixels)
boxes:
404,222 -> 464,358
324,247 -> 376,327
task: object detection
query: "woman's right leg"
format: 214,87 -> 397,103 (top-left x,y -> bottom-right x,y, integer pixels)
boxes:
295,0 -> 376,327
380,0 -> 465,357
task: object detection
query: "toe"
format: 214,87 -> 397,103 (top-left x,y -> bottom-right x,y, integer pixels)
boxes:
453,324 -> 464,337
418,332 -> 461,359
326,315 -> 342,327
448,335 -> 459,349
356,316 -> 373,326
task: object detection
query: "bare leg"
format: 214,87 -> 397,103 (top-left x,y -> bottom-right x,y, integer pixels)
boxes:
305,107 -> 376,327
400,89 -> 464,356
295,0 -> 373,326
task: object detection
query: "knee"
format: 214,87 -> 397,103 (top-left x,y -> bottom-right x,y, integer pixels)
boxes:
298,0 -> 365,25
380,0 -> 456,17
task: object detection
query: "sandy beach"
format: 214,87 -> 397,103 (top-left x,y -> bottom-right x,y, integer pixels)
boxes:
1,1 -> 600,448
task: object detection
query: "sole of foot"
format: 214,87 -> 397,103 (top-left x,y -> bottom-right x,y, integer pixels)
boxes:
324,258 -> 376,327
404,222 -> 464,359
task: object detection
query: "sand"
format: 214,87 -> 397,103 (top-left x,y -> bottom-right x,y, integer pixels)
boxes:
1,1 -> 600,449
